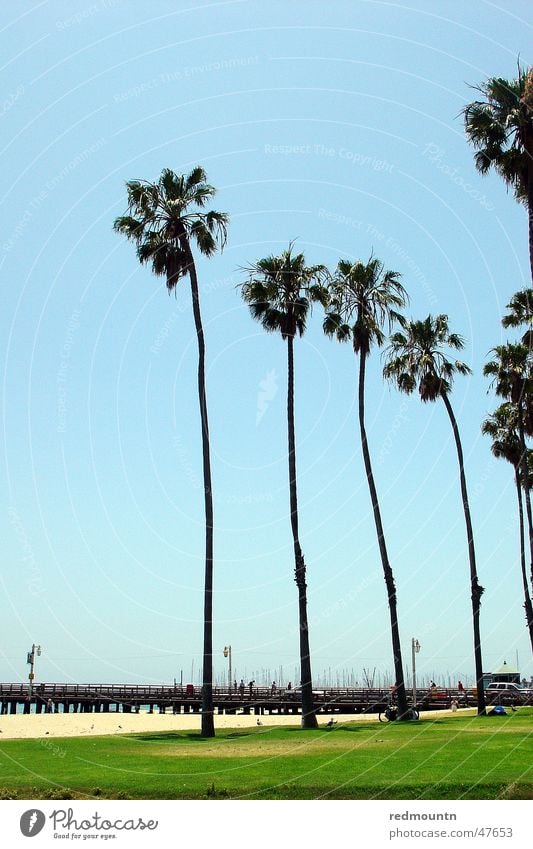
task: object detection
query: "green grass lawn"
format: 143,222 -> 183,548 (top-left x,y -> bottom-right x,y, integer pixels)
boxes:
0,710 -> 532,800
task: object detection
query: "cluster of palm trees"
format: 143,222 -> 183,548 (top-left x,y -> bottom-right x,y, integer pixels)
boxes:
464,65 -> 533,675
113,64 -> 532,735
482,336 -> 533,661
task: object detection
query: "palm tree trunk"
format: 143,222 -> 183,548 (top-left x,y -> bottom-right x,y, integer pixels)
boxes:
527,139 -> 533,287
517,402 -> 533,591
287,335 -> 317,729
523,69 -> 533,285
358,350 -> 408,717
527,487 -> 533,591
441,392 -> 486,715
514,468 -> 533,654
184,241 -> 215,738
527,199 -> 533,286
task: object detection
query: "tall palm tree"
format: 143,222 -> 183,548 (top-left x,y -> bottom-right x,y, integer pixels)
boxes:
384,315 -> 486,715
240,244 -> 328,729
113,166 -> 228,738
481,403 -> 533,654
484,343 -> 533,593
463,66 -> 533,284
323,257 -> 409,717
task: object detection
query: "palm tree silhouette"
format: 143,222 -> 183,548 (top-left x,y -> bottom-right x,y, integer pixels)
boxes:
324,256 -> 409,717
114,166 -> 228,738
463,66 -> 533,283
384,314 -> 486,715
240,243 -> 328,729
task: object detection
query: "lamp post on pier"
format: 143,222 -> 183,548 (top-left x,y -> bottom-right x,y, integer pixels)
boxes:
27,643 -> 41,699
411,638 -> 420,707
223,645 -> 232,693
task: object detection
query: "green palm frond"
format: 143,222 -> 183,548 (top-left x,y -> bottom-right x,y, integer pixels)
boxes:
397,372 -> 416,394
307,283 -> 330,308
185,165 -> 208,191
125,180 -> 159,216
241,278 -> 274,305
135,232 -> 188,291
454,360 -> 473,376
190,220 -> 217,256
446,332 -> 466,350
256,306 -> 285,334
159,168 -> 184,201
136,230 -> 165,266
293,295 -> 309,337
323,312 -> 351,342
188,184 -> 215,208
113,215 -> 145,240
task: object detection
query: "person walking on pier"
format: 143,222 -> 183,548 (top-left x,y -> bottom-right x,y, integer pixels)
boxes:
239,680 -> 245,698
248,680 -> 255,698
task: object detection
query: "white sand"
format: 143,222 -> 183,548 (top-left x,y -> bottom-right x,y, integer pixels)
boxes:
0,708 -> 473,740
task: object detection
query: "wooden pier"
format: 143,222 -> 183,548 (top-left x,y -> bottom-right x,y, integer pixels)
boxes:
0,683 -> 478,716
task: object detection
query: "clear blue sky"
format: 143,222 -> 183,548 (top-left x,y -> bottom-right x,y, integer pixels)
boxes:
1,0 -> 532,687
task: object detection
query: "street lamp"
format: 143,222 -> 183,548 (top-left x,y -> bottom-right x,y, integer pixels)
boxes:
411,638 -> 420,706
27,643 -> 42,699
223,645 -> 232,693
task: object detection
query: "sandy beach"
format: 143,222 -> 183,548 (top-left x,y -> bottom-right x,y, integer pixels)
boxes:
0,708 -> 472,740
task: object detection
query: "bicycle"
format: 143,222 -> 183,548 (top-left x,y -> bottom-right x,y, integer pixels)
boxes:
379,704 -> 419,722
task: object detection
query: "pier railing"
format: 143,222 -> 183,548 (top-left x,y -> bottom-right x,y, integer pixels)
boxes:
0,682 -> 491,715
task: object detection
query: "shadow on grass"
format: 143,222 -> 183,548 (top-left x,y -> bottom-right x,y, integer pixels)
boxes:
133,730 -> 253,744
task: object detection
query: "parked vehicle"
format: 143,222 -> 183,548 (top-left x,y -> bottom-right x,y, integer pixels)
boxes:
484,682 -> 532,704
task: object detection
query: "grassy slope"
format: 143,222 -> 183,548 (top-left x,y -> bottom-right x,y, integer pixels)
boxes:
0,711 -> 532,800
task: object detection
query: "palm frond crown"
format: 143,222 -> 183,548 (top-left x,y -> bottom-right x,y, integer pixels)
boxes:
481,402 -> 523,468
463,66 -> 533,204
502,288 -> 533,347
383,314 -> 472,401
240,243 -> 329,339
324,255 -> 407,354
113,166 -> 228,293
483,342 -> 532,401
